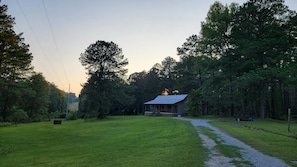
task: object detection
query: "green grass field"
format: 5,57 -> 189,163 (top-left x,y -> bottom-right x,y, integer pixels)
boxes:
0,116 -> 207,167
210,118 -> 297,166
2,116 -> 296,166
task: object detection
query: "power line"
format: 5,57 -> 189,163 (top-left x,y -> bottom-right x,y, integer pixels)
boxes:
42,0 -> 69,85
16,0 -> 65,87
30,49 -> 55,81
15,24 -> 55,81
15,24 -> 54,81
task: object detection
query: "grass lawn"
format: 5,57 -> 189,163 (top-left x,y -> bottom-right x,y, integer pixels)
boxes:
210,118 -> 297,166
0,116 -> 207,167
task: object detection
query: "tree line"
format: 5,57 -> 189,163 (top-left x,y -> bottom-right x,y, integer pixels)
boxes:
0,2 -> 70,123
79,0 -> 297,120
182,0 -> 297,119
1,0 -> 296,122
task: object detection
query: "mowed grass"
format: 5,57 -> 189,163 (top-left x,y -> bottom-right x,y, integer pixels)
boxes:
210,119 -> 297,166
231,118 -> 297,137
0,116 -> 206,167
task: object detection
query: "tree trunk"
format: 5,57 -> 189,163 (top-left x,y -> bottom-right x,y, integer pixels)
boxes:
1,98 -> 9,121
283,90 -> 290,116
270,85 -> 275,118
259,82 -> 265,118
230,84 -> 234,117
244,89 -> 247,116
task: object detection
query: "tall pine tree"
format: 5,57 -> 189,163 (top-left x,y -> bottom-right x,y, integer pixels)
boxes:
0,2 -> 32,121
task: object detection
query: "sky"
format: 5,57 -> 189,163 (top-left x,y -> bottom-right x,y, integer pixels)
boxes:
2,0 -> 297,96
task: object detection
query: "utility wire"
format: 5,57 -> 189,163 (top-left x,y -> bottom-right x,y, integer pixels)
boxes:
15,21 -> 55,82
42,0 -> 69,85
30,49 -> 55,82
16,0 -> 64,87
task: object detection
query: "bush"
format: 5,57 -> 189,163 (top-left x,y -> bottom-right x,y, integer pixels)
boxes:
8,107 -> 28,124
0,122 -> 12,127
66,112 -> 78,120
52,111 -> 66,119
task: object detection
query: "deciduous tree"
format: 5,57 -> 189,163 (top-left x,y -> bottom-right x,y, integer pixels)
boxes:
21,73 -> 49,121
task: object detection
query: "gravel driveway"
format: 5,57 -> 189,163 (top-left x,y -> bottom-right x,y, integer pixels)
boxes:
176,117 -> 290,167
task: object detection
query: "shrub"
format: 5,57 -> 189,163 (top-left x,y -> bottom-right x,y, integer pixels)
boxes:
7,107 -> 28,124
0,122 -> 12,127
66,112 -> 78,120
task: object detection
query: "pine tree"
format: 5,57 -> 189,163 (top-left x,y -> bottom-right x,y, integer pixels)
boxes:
0,1 -> 32,121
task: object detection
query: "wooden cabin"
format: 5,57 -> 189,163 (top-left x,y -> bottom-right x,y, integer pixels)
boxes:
144,94 -> 188,116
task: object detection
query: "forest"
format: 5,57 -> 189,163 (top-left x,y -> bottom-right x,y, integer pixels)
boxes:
1,0 -> 297,123
0,2 -> 70,123
79,0 -> 297,120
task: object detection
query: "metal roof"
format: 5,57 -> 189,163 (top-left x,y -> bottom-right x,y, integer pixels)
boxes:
144,94 -> 188,105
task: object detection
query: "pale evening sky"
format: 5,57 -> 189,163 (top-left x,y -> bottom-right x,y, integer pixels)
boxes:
2,0 -> 297,96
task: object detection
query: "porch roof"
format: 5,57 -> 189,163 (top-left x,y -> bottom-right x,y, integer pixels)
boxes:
144,94 -> 188,105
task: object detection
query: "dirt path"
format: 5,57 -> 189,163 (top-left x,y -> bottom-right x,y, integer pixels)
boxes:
176,117 -> 290,167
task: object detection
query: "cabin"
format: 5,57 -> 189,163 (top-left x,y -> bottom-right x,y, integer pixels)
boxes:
144,94 -> 188,116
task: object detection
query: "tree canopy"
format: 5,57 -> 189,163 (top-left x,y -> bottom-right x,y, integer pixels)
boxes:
0,1 -> 69,123
0,2 -> 32,121
79,40 -> 128,79
79,40 -> 132,118
2,0 -> 294,121
77,0 -> 297,120
178,0 -> 297,118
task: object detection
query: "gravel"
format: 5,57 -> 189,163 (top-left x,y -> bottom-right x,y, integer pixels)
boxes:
176,117 -> 291,167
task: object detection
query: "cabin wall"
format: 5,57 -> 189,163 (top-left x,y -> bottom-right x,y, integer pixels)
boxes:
144,102 -> 187,116
177,102 -> 187,115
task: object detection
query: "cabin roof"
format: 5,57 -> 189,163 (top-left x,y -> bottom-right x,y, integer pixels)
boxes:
144,94 -> 188,105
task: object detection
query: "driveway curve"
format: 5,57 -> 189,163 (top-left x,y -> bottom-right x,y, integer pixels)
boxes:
176,117 -> 290,167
